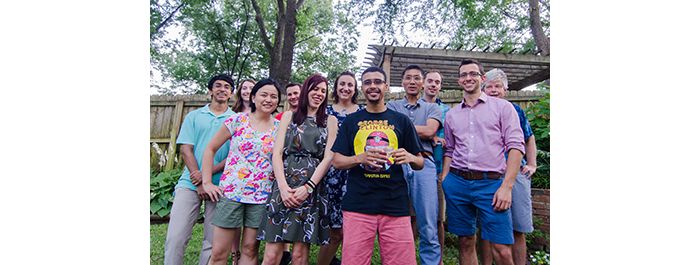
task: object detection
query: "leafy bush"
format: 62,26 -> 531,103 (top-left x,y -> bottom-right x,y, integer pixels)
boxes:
530,150 -> 550,189
526,89 -> 550,189
150,168 -> 183,217
526,217 -> 549,251
529,250 -> 550,265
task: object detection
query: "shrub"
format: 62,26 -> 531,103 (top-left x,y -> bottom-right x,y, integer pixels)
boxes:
150,168 -> 183,217
529,250 -> 550,265
526,88 -> 550,189
526,216 -> 549,251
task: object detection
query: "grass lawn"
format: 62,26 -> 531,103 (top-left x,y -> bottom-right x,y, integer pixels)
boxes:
151,223 -> 461,265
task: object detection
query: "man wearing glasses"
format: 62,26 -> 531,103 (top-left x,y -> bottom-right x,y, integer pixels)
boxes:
332,66 -> 425,265
440,59 -> 525,265
386,65 -> 443,265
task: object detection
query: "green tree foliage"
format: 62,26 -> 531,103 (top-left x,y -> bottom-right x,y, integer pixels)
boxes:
347,0 -> 549,52
291,0 -> 359,83
150,0 -> 359,94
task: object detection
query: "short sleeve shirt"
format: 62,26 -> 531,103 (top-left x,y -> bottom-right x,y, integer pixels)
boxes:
386,98 -> 442,156
175,104 -> 234,191
219,112 -> 280,204
332,109 -> 423,216
510,103 -> 534,166
429,98 -> 451,173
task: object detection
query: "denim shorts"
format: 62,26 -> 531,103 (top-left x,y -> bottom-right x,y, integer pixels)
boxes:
511,172 -> 534,233
442,171 -> 514,245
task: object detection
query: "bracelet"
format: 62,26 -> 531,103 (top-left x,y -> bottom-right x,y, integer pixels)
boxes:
306,180 -> 316,189
305,179 -> 316,189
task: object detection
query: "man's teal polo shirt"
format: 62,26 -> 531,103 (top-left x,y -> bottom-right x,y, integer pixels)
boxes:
174,104 -> 234,191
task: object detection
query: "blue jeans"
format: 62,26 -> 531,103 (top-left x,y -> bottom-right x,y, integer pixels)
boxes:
404,159 -> 441,265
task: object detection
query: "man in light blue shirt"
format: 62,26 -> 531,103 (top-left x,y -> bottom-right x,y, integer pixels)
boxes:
387,65 -> 442,265
164,74 -> 235,265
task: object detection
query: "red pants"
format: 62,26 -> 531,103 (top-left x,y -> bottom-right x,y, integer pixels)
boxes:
341,211 -> 417,265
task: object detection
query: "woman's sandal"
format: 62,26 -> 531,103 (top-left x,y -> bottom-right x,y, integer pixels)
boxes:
231,251 -> 241,265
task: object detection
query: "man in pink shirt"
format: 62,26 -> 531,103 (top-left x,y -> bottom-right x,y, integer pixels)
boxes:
440,59 -> 525,265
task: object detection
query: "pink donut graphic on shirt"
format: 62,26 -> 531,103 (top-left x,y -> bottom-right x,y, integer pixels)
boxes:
363,131 -> 393,172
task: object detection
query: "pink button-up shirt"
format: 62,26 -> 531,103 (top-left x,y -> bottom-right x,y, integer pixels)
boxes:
444,93 -> 525,174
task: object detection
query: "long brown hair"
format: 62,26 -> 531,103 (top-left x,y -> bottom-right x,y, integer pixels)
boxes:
292,74 -> 329,128
232,79 -> 255,112
332,71 -> 358,104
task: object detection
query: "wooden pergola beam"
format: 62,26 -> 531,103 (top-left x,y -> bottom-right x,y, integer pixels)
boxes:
509,69 -> 550,90
364,44 -> 549,90
369,45 -> 550,65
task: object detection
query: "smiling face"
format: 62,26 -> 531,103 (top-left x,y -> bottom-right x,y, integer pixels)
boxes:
361,71 -> 387,104
240,80 -> 254,102
484,79 -> 507,98
336,75 -> 356,102
458,64 -> 485,94
209,80 -> 233,103
251,84 -> 280,114
307,82 -> 328,109
402,69 -> 423,97
286,85 -> 301,109
424,72 -> 442,98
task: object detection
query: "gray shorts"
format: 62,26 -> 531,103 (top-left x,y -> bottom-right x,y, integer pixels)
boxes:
511,172 -> 534,233
211,198 -> 266,229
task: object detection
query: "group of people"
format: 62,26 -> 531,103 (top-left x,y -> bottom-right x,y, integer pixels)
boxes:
162,58 -> 538,265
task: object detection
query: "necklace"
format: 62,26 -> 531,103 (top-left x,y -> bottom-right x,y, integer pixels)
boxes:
335,104 -> 353,115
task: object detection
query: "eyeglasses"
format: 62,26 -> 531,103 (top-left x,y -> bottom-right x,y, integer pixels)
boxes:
459,72 -> 483,78
362,79 -> 386,86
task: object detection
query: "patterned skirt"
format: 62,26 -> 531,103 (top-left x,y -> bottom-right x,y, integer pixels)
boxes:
324,166 -> 349,229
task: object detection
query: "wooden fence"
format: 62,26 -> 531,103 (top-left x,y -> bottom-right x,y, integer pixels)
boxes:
150,90 -> 546,170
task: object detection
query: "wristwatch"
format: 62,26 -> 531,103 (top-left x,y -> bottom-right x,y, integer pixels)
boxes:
305,184 -> 314,194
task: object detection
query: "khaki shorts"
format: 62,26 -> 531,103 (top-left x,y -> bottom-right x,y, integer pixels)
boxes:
212,198 -> 266,229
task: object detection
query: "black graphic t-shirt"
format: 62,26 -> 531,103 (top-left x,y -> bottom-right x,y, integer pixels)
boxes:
331,108 -> 423,216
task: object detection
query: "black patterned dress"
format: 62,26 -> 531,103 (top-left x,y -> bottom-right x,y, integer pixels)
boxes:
324,105 -> 364,228
257,116 -> 330,244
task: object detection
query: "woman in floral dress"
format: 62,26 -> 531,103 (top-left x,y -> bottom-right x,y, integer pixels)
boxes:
258,74 -> 338,265
316,71 -> 363,265
201,79 -> 281,265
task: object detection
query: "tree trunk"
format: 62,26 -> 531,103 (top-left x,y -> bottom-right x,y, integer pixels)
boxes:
269,0 -> 286,84
250,0 -> 300,87
277,0 -> 297,86
528,0 -> 549,56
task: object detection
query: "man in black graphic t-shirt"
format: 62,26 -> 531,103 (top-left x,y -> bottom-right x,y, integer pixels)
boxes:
332,66 -> 424,265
